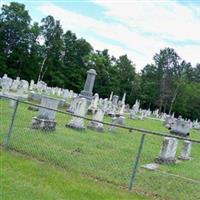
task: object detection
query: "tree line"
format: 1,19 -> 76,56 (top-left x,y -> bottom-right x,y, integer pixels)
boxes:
0,2 -> 200,120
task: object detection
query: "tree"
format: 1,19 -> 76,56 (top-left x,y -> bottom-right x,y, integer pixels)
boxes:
63,31 -> 93,91
39,15 -> 64,85
0,2 -> 39,79
115,55 -> 137,103
153,48 -> 181,112
140,64 -> 159,109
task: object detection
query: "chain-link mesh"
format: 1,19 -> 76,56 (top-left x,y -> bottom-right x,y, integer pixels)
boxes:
1,96 -> 200,200
134,133 -> 200,200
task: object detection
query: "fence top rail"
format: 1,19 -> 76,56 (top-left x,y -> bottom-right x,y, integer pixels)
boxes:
1,94 -> 200,144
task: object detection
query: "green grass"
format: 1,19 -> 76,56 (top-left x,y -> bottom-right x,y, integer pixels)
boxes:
0,149 -> 148,200
1,98 -> 200,200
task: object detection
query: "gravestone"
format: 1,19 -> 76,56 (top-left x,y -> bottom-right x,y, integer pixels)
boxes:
178,140 -> 192,160
67,98 -> 88,130
88,93 -> 99,113
32,96 -> 59,131
163,115 -> 174,129
170,117 -> 190,137
11,77 -> 20,91
80,69 -> 97,101
88,108 -> 104,132
29,80 -> 35,90
108,116 -> 125,132
155,137 -> 178,164
67,96 -> 80,113
1,74 -> 12,94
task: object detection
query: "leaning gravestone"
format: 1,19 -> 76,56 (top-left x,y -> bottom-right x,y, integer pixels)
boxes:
80,69 -> 97,101
155,137 -> 178,164
32,96 -> 59,131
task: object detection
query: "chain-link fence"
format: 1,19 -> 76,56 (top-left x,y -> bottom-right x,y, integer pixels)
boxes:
1,95 -> 200,200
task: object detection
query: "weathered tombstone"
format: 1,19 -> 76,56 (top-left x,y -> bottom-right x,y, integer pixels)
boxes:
129,108 -> 137,119
17,80 -> 29,96
11,77 -> 20,91
108,116 -> 125,132
155,137 -> 178,164
118,104 -> 125,116
163,115 -> 174,129
63,89 -> 69,99
112,95 -> 119,106
193,120 -> 200,130
87,108 -> 104,132
67,96 -> 79,113
170,117 -> 190,137
88,93 -> 99,113
121,92 -> 126,105
67,98 -> 88,130
37,81 -> 47,93
80,69 -> 97,101
1,74 -> 12,94
29,80 -> 35,90
32,96 -> 59,131
178,140 -> 192,160
109,91 -> 113,101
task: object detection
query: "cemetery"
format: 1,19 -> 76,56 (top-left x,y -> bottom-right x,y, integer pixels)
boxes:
1,2 -> 200,200
0,71 -> 200,200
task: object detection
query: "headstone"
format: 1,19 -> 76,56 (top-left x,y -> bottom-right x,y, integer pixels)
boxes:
80,69 -> 97,100
32,96 -> 59,131
88,93 -> 99,113
1,74 -> 12,94
67,96 -> 79,113
170,116 -> 190,137
108,116 -> 125,132
163,115 -> 174,129
29,80 -> 35,90
67,98 -> 88,130
178,140 -> 192,160
87,108 -> 104,132
11,77 -> 20,91
155,137 -> 178,164
121,92 -> 126,105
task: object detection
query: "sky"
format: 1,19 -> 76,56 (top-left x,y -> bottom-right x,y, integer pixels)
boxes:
1,0 -> 200,71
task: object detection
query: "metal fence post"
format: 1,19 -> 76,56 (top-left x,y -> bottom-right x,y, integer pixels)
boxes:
3,99 -> 19,149
128,133 -> 146,191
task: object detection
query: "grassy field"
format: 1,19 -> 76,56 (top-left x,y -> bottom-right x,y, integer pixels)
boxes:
0,98 -> 200,200
0,149 -> 148,200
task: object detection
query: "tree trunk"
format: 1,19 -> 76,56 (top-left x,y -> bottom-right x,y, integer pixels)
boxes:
37,56 -> 47,83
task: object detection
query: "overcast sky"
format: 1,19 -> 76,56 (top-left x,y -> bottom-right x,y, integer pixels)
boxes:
1,0 -> 200,71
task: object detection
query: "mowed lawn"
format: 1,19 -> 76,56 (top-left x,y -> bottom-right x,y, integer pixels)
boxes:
0,98 -> 200,200
0,149 -> 149,200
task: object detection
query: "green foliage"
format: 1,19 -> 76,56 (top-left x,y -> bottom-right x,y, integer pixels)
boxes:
0,2 -> 200,120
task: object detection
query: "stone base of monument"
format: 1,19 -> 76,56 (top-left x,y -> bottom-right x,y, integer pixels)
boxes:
32,117 -> 56,131
154,157 -> 176,164
170,130 -> 190,137
87,121 -> 104,132
178,156 -> 192,161
66,117 -> 85,130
